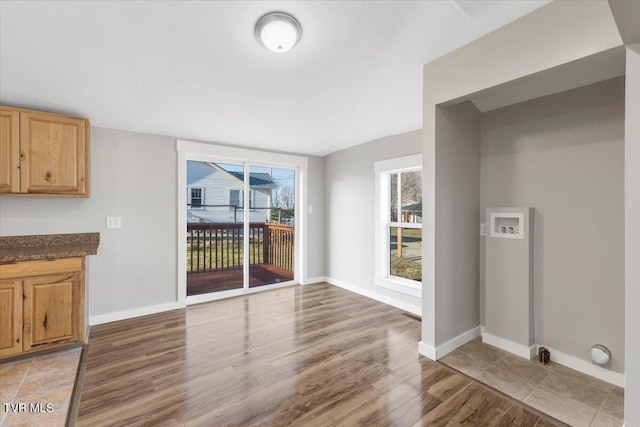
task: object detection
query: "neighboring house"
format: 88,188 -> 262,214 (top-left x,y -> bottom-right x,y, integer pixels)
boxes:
187,162 -> 276,223
391,201 -> 422,223
402,202 -> 422,223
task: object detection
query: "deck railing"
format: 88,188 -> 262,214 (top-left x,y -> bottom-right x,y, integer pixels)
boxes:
262,223 -> 295,271
187,222 -> 294,273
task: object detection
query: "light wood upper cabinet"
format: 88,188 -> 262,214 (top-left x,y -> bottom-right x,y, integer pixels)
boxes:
0,280 -> 23,357
0,108 -> 20,194
0,106 -> 90,197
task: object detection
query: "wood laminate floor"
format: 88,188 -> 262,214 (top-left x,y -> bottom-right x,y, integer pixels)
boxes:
77,283 -> 562,426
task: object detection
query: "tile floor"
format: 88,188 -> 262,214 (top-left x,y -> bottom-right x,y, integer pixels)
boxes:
440,338 -> 624,427
0,348 -> 81,427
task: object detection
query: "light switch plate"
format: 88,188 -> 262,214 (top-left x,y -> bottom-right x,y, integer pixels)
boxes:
106,217 -> 122,229
480,223 -> 486,236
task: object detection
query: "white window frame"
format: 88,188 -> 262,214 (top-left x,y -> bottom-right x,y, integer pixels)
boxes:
189,186 -> 204,209
374,154 -> 422,297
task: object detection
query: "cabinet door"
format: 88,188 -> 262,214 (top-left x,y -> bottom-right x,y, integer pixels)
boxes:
23,274 -> 78,350
0,108 -> 20,193
20,111 -> 88,195
0,280 -> 23,357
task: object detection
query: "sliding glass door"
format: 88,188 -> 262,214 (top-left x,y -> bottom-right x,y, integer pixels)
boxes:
248,165 -> 295,288
185,160 -> 296,298
186,161 -> 245,296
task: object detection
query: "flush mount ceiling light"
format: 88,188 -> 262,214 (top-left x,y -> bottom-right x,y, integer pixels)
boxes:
255,11 -> 302,53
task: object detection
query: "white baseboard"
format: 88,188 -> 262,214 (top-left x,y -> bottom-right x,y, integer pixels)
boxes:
437,326 -> 482,358
482,332 -> 536,359
304,276 -> 328,285
538,345 -> 625,387
418,341 -> 436,360
418,326 -> 481,361
481,331 -> 625,387
325,277 -> 421,316
89,301 -> 185,325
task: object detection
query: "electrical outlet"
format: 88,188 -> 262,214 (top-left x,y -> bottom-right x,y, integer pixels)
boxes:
308,205 -> 313,214
106,217 -> 122,229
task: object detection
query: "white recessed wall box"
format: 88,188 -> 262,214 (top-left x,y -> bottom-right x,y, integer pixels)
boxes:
490,212 -> 524,239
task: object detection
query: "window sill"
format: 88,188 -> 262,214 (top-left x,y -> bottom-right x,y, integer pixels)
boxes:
374,276 -> 421,298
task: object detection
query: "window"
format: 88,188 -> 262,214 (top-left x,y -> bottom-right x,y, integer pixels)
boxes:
190,187 -> 204,208
229,189 -> 256,208
229,189 -> 240,208
374,154 -> 422,297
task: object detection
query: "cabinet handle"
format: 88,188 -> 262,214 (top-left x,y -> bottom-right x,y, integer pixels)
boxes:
43,313 -> 48,330
44,171 -> 52,181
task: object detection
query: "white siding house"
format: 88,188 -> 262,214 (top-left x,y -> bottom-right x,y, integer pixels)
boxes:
187,162 -> 275,223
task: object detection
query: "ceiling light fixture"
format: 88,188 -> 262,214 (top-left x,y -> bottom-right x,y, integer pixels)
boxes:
255,11 -> 302,53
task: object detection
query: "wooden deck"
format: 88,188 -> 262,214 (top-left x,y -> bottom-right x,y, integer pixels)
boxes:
187,263 -> 294,295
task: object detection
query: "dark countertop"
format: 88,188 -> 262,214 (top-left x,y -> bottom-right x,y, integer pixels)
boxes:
0,233 -> 100,263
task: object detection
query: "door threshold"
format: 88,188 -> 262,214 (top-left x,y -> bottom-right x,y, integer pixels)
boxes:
186,280 -> 298,305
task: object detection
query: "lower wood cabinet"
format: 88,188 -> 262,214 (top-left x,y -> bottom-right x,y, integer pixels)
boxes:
0,257 -> 85,359
23,273 -> 80,350
0,280 -> 22,357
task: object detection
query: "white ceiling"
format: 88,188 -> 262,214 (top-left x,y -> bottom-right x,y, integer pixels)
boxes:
0,1 -> 550,156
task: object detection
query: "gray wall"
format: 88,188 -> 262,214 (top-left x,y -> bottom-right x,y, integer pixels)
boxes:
421,0 -> 623,353
0,127 -> 177,317
420,1 -> 636,420
0,126 -> 326,318
433,102 -> 481,346
307,155 -> 325,280
625,43 -> 640,422
480,78 -> 625,373
324,129 -> 422,311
